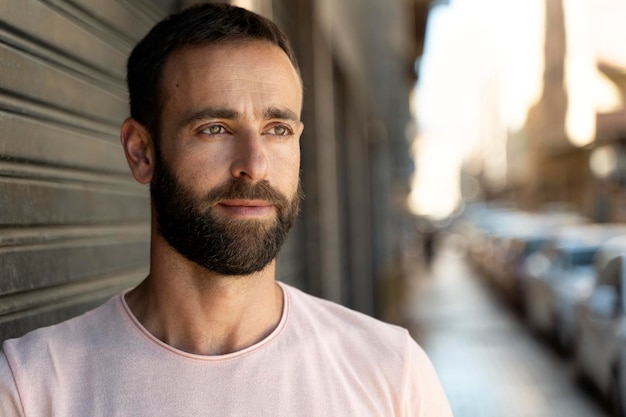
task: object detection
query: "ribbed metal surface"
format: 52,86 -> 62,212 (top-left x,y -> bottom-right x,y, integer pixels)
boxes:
0,0 -> 172,342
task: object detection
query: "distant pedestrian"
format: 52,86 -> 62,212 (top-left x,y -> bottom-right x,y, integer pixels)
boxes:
423,228 -> 438,267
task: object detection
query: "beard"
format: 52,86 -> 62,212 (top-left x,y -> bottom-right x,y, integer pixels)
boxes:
150,150 -> 302,276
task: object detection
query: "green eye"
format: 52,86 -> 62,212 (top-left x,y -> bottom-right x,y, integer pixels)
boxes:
268,125 -> 291,136
202,125 -> 226,134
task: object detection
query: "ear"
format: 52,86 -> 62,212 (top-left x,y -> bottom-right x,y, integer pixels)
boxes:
120,118 -> 155,184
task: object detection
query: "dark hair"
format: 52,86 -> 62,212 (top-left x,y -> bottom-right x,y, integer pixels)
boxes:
127,2 -> 299,137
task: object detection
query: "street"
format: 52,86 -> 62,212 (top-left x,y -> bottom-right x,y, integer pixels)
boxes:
402,234 -> 611,417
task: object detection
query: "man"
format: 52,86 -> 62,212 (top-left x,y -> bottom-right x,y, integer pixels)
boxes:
0,3 -> 452,416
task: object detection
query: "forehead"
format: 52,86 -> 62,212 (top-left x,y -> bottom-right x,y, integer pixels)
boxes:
160,40 -> 302,114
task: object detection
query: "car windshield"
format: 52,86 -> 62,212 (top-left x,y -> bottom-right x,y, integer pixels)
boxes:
523,238 -> 549,256
564,248 -> 597,267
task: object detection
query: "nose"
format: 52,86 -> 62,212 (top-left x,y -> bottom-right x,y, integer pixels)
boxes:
229,131 -> 268,181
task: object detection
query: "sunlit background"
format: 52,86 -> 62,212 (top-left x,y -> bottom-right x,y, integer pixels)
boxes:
409,0 -> 626,220
405,2 -> 626,415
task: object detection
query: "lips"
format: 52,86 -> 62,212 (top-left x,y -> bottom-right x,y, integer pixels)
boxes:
217,200 -> 274,217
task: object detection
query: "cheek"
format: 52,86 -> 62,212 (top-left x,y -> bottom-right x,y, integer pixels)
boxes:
273,145 -> 300,193
169,146 -> 231,187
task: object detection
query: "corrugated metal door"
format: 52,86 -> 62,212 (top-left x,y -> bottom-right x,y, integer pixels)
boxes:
0,0 -> 179,342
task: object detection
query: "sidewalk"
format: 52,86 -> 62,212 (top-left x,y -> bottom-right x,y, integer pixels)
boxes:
399,234 -> 609,417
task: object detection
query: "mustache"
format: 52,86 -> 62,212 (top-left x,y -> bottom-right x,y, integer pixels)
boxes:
204,179 -> 290,209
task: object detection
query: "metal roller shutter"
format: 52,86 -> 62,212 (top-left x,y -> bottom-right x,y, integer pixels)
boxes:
0,0 -> 180,342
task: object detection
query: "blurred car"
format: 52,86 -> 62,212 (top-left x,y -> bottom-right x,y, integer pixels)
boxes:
496,232 -> 554,308
574,254 -> 626,416
523,225 -> 626,353
459,205 -> 587,308
493,214 -> 589,310
523,241 -> 597,347
468,208 -> 529,278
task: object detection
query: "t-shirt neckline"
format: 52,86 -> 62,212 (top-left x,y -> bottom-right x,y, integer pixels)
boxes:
118,281 -> 291,362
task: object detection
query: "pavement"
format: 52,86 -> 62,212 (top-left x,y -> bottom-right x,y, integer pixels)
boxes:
399,233 -> 611,417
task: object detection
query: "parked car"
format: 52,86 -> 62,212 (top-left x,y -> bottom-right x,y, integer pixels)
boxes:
460,205 -> 587,306
496,231 -> 554,308
523,225 -> 626,353
574,254 -> 626,416
523,241 -> 597,347
488,213 -> 589,308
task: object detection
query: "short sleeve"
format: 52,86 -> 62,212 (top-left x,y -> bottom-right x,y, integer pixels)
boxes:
402,336 -> 453,417
0,350 -> 25,417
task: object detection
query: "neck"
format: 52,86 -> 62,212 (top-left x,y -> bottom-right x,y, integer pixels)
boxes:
125,236 -> 283,355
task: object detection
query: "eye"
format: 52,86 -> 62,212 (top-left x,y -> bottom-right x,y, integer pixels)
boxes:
200,124 -> 227,135
266,125 -> 293,136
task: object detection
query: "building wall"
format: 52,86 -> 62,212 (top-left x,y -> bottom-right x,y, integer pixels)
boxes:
273,0 -> 417,315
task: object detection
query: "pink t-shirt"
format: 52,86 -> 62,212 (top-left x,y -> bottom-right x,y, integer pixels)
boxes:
0,282 -> 452,416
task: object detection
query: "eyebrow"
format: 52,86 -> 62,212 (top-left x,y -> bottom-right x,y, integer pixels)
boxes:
178,106 -> 300,130
178,108 -> 239,130
263,107 -> 300,123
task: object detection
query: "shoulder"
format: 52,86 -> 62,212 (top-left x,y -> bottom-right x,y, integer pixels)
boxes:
280,283 -> 454,415
282,283 -> 414,360
284,283 -> 407,332
2,294 -> 124,372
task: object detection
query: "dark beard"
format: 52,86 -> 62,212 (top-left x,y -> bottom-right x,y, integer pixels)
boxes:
150,150 -> 301,276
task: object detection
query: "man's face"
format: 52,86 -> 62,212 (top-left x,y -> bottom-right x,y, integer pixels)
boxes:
151,40 -> 304,275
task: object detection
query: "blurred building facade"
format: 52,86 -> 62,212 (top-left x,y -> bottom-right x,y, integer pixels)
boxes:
479,0 -> 626,223
0,0 -> 430,342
